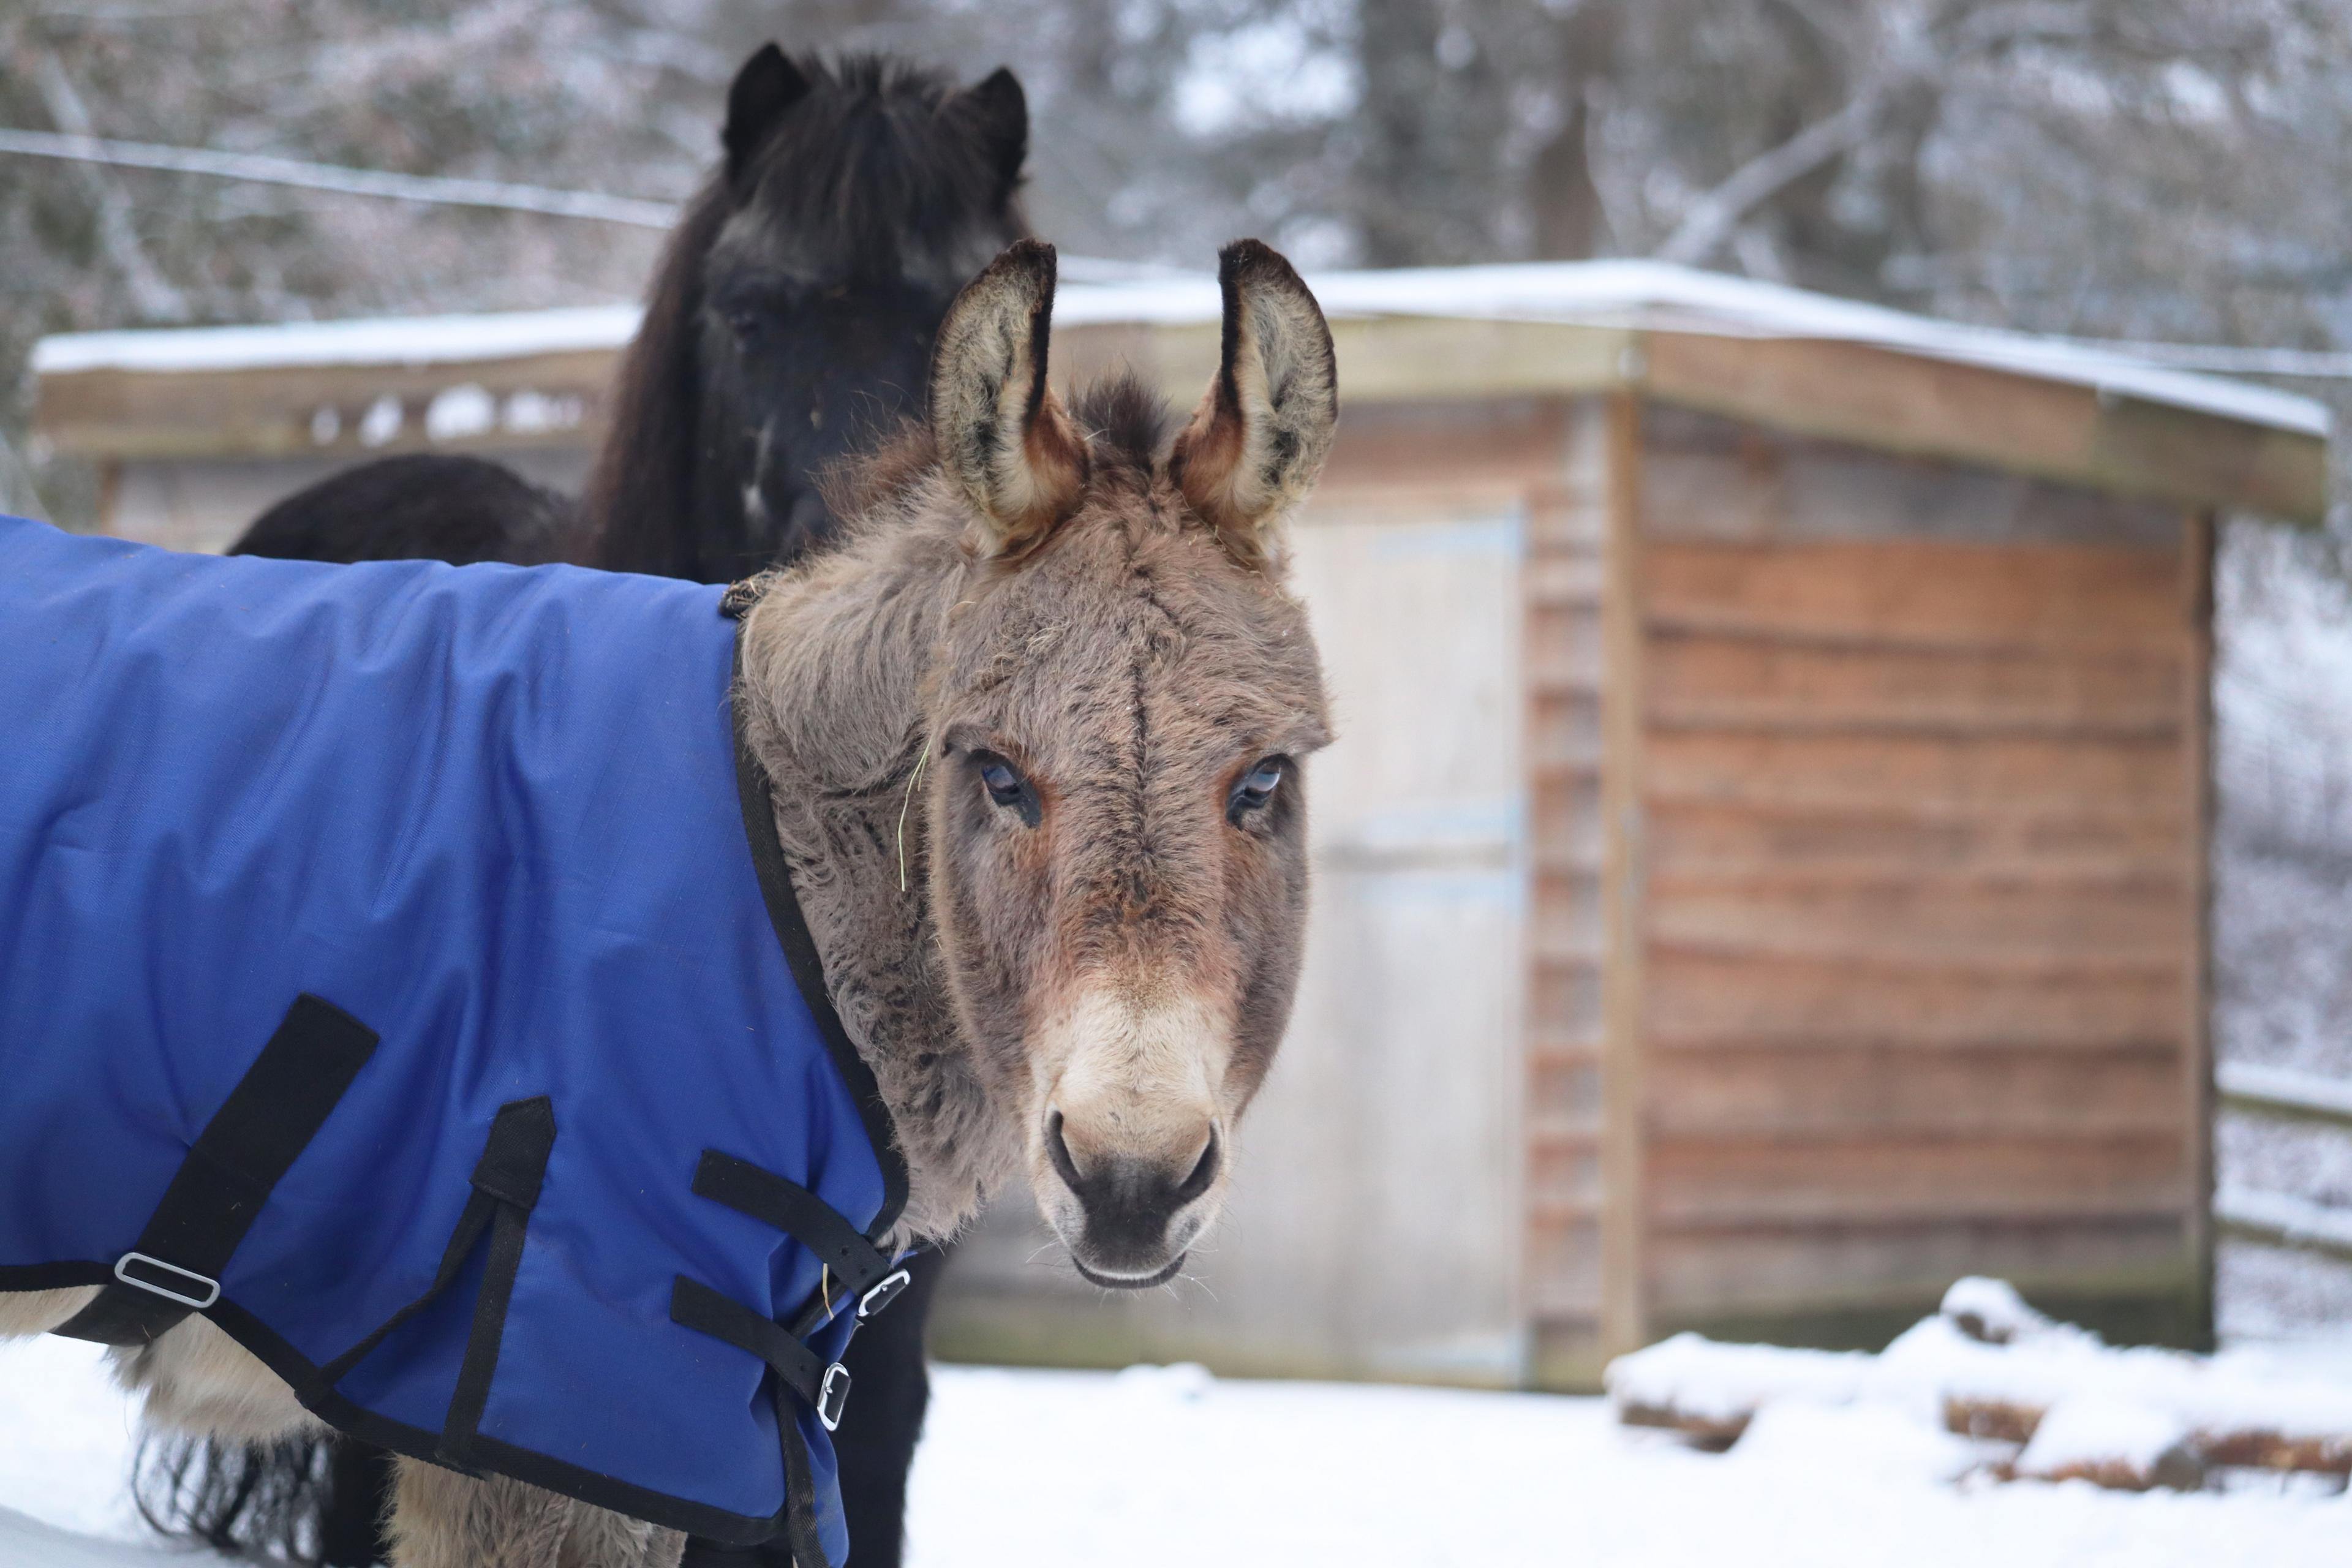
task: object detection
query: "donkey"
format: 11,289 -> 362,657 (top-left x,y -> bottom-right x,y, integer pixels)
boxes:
227,45 -> 1031,580
0,237 -> 1338,1568
209,45 -> 1031,1566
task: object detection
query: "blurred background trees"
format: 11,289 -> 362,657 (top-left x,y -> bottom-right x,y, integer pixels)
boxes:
8,0 -> 2352,1329
12,2 -> 2352,366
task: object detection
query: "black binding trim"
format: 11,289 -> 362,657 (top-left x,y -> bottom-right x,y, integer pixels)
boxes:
55,994 -> 379,1346
728,633 -> 909,1244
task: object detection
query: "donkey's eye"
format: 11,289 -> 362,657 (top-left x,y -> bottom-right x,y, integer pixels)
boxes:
1228,757 -> 1286,824
979,760 -> 1023,802
973,753 -> 1041,826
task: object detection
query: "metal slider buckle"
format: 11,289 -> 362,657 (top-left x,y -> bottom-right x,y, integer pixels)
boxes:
815,1362 -> 852,1431
114,1252 -> 221,1310
858,1267 -> 912,1319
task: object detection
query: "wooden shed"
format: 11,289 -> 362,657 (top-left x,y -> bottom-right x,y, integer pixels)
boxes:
34,262 -> 2329,1389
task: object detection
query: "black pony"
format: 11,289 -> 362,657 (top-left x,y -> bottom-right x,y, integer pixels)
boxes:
183,43 -> 1025,1568
228,45 -> 1030,580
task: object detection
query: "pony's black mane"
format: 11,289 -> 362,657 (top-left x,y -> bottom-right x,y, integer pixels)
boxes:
744,53 -> 1024,276
586,53 -> 1025,575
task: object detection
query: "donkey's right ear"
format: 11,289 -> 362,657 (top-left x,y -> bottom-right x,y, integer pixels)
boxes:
930,240 -> 1087,558
723,44 -> 812,182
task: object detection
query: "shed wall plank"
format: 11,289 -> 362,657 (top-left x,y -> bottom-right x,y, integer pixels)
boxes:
1629,418 -> 2204,1335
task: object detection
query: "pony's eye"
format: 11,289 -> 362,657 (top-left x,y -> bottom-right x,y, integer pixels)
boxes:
1228,757 -> 1286,823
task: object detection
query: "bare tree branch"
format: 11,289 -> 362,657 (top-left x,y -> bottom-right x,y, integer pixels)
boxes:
1655,85 -> 1886,266
32,51 -> 192,323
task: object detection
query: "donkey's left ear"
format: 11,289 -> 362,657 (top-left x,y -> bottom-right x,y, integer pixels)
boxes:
931,239 -> 1088,557
1168,240 -> 1338,573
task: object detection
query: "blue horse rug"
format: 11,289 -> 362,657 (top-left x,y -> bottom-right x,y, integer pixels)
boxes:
0,515 -> 909,1566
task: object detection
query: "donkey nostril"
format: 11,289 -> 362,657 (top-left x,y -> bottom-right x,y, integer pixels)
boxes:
1044,1109 -> 1085,1193
1174,1126 -> 1221,1205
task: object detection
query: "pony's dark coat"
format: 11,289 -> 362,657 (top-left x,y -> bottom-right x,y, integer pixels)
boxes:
589,50 -> 1028,580
232,454 -> 572,567
227,51 -> 1029,584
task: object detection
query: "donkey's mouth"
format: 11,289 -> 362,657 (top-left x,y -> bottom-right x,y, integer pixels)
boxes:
1071,1252 -> 1188,1290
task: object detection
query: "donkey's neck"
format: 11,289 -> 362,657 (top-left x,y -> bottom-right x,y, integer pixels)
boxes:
734,507 -> 1013,1246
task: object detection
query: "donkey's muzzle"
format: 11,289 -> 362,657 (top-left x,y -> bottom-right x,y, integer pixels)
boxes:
1045,1110 -> 1219,1284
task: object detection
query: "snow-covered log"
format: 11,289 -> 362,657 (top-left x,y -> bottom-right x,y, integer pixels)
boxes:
1605,1278 -> 2352,1487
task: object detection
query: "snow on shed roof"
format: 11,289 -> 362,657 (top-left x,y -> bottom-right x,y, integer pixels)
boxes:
34,259 -> 2328,437
32,304 -> 644,376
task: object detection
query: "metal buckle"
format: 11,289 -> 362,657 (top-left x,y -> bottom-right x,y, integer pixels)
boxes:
114,1252 -> 221,1311
858,1267 -> 912,1319
815,1362 -> 852,1431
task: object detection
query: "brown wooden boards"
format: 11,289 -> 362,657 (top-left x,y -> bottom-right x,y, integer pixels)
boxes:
1626,412 -> 2207,1341
40,312 -> 2326,524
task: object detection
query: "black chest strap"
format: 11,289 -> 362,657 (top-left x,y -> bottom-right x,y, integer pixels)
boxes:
668,1150 -> 910,1431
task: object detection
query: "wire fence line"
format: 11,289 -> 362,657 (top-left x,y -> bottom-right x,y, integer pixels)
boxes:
0,126 -> 682,229
7,126 -> 2352,377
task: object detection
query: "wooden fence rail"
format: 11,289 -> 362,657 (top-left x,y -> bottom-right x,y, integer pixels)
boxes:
2217,1061 -> 2352,1129
2214,1062 -> 2352,1264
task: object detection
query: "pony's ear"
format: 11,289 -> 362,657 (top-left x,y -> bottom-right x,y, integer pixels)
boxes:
1167,240 -> 1337,573
930,240 -> 1087,558
723,44 -> 812,182
959,67 -> 1028,202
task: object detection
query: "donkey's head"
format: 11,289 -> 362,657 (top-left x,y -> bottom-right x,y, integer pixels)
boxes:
917,240 -> 1336,1286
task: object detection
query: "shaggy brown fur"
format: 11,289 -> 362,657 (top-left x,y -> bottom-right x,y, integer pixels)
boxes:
739,238 -> 1336,1281
3,236 -> 1338,1568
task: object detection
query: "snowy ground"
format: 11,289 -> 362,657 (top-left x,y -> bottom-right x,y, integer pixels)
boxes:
4,1334 -> 2347,1568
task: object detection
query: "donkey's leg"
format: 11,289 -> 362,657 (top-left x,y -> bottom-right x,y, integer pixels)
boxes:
0,1284 -> 101,1336
556,1497 -> 685,1568
389,1460 -> 570,1568
390,1458 -> 683,1568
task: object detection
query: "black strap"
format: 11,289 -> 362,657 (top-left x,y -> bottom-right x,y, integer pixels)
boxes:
56,994 -> 379,1346
301,1096 -> 556,1477
692,1152 -> 894,1296
307,1191 -> 497,1393
670,1276 -> 833,1409
439,1097 -> 556,1469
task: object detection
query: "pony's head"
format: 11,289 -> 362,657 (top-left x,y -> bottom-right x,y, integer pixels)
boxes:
590,46 -> 1029,582
913,240 -> 1337,1285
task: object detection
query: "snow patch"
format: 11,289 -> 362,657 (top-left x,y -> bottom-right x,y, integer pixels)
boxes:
2017,1398 -> 2195,1487
355,394 -> 402,448
0,1338 -> 146,1542
500,390 -> 582,434
4,1341 -> 2349,1567
1607,1332 -> 1871,1427
1728,1399 -> 1984,1487
1942,1275 -> 2051,1344
424,383 -> 496,442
